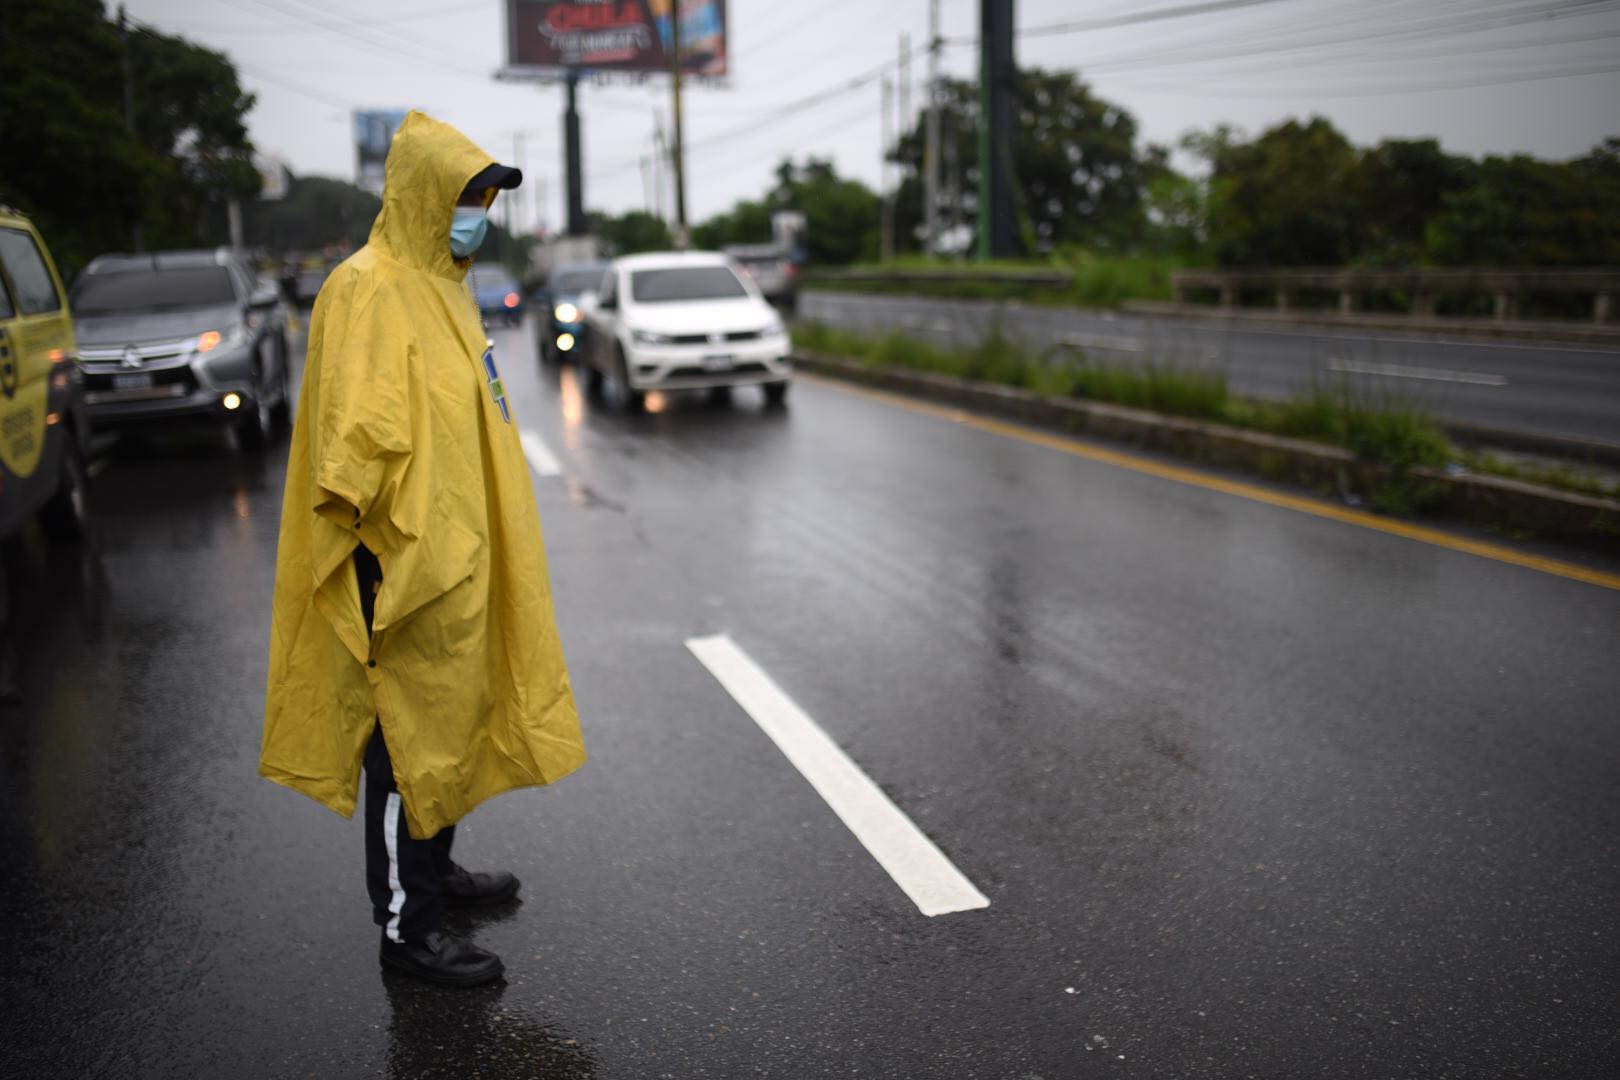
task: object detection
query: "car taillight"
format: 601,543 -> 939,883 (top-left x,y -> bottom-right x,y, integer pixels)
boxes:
504,292 -> 520,308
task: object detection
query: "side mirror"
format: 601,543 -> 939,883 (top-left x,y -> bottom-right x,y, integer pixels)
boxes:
250,282 -> 280,308
597,294 -> 617,312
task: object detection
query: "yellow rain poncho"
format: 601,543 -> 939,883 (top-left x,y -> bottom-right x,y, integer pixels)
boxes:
261,111 -> 585,839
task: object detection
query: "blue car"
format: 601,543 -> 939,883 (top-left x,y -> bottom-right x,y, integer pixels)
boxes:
468,264 -> 525,326
537,261 -> 608,365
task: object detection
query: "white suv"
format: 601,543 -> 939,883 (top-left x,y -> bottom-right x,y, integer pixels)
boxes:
581,251 -> 792,411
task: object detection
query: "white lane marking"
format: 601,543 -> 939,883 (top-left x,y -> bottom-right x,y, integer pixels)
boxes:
520,429 -> 562,477
1060,333 -> 1146,353
1326,358 -> 1508,387
686,634 -> 990,918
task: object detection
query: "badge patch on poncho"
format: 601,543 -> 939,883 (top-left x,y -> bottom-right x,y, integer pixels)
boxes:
482,346 -> 510,423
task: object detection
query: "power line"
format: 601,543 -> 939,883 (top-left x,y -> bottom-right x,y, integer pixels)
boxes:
1118,58 -> 1620,98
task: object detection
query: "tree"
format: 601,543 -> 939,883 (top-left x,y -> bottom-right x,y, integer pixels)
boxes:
588,209 -> 673,255
0,0 -> 256,277
244,175 -> 382,255
1195,116 -> 1360,266
1425,139 -> 1620,267
1349,139 -> 1474,265
892,69 -> 1169,256
692,158 -> 880,265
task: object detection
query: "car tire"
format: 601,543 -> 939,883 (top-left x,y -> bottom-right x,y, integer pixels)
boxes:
270,333 -> 293,430
763,380 -> 790,408
584,356 -> 605,400
616,349 -> 645,414
40,439 -> 89,543
236,360 -> 275,452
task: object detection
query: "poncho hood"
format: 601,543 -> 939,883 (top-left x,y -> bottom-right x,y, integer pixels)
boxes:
369,110 -> 495,281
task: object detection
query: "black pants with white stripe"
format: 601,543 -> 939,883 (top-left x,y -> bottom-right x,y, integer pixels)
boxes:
358,545 -> 455,943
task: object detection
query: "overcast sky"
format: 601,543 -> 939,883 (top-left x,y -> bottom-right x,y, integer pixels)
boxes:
122,0 -> 1620,235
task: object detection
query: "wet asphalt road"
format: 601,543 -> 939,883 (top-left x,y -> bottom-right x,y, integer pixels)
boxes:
3,311 -> 1619,1078
801,291 -> 1620,445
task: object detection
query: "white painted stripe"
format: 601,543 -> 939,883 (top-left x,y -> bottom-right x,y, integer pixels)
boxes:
383,792 -> 406,943
1327,358 -> 1508,386
520,429 -> 562,477
1060,333 -> 1147,354
686,634 -> 990,918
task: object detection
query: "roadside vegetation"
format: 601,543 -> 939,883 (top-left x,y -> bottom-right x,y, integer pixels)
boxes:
792,321 -> 1619,512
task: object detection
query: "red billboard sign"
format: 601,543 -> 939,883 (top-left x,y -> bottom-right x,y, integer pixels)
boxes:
506,1 -> 728,76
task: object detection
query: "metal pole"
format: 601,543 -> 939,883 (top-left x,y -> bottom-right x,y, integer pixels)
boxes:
564,71 -> 586,236
881,78 -> 894,263
119,4 -> 143,251
899,33 -> 911,139
670,5 -> 689,246
978,0 -> 1016,259
653,112 -> 668,223
514,130 -> 526,235
924,0 -> 941,258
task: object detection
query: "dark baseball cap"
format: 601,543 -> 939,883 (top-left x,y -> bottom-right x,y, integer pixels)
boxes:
464,163 -> 523,192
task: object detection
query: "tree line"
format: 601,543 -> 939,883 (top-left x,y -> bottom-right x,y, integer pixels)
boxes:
665,67 -> 1620,270
0,0 -> 260,278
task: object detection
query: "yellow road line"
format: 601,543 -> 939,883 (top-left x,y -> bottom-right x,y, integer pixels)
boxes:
803,374 -> 1620,593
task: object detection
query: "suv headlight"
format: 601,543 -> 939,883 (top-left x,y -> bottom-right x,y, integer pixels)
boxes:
631,328 -> 673,345
195,323 -> 250,354
763,316 -> 786,337
554,302 -> 579,323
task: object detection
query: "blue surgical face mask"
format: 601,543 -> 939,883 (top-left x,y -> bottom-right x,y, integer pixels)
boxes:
450,207 -> 489,258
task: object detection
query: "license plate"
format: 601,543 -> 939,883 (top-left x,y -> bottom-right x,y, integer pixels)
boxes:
113,373 -> 154,391
702,355 -> 734,372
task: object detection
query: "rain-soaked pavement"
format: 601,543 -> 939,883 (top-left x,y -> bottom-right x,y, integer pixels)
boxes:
3,313 -> 1618,1078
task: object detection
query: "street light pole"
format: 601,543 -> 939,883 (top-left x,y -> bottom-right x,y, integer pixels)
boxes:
924,0 -> 941,257
564,69 -> 585,236
670,5 -> 689,247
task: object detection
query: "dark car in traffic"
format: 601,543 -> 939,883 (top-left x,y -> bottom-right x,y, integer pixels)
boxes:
70,250 -> 291,450
468,264 -> 525,327
536,260 -> 607,364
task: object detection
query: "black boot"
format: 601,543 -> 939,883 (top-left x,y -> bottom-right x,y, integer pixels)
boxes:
442,862 -> 521,908
379,930 -> 504,987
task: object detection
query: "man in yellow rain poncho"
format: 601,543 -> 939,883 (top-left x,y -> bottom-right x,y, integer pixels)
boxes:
261,112 -> 586,988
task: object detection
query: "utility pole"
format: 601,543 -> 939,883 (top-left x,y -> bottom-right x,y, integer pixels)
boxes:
923,0 -> 941,258
514,130 -> 526,235
653,112 -> 668,223
978,0 -> 1017,259
563,70 -> 586,236
899,33 -> 911,142
119,4 -> 143,251
881,78 -> 895,263
670,4 -> 689,247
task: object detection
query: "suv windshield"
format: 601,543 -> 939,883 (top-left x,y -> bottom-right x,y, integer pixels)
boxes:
554,267 -> 605,293
630,266 -> 748,304
72,266 -> 236,315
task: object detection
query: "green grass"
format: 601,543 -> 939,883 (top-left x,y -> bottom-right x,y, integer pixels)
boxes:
795,319 -> 1620,508
793,320 -> 1480,514
808,251 -> 1184,309
1463,452 -> 1620,500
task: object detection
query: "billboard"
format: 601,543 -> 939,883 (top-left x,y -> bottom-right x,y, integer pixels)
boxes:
354,109 -> 409,196
505,1 -> 727,77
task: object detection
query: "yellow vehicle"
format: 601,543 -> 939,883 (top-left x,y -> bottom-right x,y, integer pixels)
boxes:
0,207 -> 90,541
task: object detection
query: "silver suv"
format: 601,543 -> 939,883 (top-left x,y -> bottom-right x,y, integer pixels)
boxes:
70,249 -> 291,449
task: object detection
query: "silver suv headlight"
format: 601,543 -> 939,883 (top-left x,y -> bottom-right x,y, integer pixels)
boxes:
194,322 -> 250,355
